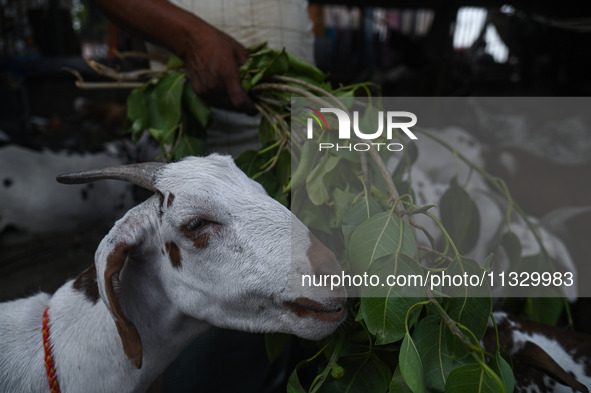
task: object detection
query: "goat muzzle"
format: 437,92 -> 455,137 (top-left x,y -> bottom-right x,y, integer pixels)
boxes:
285,297 -> 346,322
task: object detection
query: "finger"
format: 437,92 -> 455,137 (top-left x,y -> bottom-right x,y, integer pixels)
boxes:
235,43 -> 250,66
228,45 -> 256,114
226,77 -> 256,115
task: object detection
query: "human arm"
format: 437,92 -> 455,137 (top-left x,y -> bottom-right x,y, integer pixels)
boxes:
92,0 -> 254,113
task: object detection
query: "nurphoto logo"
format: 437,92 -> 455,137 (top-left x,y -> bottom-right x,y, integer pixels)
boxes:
301,106 -> 418,152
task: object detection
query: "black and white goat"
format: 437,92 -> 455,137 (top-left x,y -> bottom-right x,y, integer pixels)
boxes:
0,154 -> 346,393
490,312 -> 591,393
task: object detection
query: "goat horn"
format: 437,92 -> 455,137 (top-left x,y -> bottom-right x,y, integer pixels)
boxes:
56,162 -> 166,192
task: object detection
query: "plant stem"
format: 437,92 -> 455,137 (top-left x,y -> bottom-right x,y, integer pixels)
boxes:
272,75 -> 348,111
84,56 -> 161,80
253,94 -> 285,108
309,337 -> 344,393
417,244 -> 454,262
366,147 -> 404,214
75,81 -> 144,89
252,83 -> 333,108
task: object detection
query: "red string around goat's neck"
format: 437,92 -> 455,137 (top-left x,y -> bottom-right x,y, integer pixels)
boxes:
42,306 -> 61,393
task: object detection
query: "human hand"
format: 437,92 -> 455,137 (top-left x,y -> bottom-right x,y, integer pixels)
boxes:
181,22 -> 255,114
90,0 -> 255,114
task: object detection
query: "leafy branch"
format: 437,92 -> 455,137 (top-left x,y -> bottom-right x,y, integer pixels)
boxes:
72,43 -> 573,393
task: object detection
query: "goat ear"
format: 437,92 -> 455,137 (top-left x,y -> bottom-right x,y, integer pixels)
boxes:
95,213 -> 150,369
103,242 -> 143,369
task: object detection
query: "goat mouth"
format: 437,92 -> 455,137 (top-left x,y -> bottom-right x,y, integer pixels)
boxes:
285,297 -> 346,322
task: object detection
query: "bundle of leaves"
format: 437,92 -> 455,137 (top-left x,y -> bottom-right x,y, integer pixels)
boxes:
124,43 -> 570,393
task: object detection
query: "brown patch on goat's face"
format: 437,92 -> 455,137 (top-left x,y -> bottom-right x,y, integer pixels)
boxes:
72,265 -> 100,303
165,241 -> 182,268
192,232 -> 210,249
182,221 -> 221,249
167,193 -> 175,208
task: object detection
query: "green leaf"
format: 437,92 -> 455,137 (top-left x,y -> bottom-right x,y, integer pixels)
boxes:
148,127 -> 165,142
332,188 -> 356,228
332,146 -> 361,163
444,258 -> 492,358
166,55 -> 185,69
524,297 -> 564,326
145,72 -> 186,144
341,197 -> 382,246
258,116 -> 277,146
286,51 -> 326,83
173,134 -> 205,161
446,296 -> 492,340
306,154 -> 340,205
293,191 -> 334,233
126,87 -> 149,142
389,366 -> 413,393
400,332 -> 426,393
342,196 -> 382,227
292,140 -> 319,190
439,178 -> 481,254
445,364 -> 501,393
266,49 -> 290,76
445,257 -> 492,301
286,338 -> 342,393
413,315 -> 475,391
246,41 -> 269,54
275,149 -> 292,190
347,211 -> 416,275
489,350 -> 515,393
182,82 -> 210,128
482,254 -> 495,273
249,49 -> 290,86
287,367 -> 307,393
235,149 -> 260,177
320,354 -> 391,393
361,295 -> 423,345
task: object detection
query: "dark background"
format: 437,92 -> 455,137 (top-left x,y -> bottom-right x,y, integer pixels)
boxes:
1,1 -> 590,391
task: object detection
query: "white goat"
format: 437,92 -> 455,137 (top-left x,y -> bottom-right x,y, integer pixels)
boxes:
0,154 -> 346,393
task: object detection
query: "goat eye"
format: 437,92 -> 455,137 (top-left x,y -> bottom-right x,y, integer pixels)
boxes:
184,218 -> 208,232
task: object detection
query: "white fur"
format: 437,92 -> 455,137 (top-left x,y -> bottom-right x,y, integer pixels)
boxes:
0,145 -> 134,240
0,154 -> 346,393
